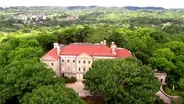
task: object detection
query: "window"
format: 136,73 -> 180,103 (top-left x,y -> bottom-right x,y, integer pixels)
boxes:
51,63 -> 54,66
62,59 -> 64,62
78,60 -> 80,63
78,68 -> 81,71
67,60 -> 69,63
83,61 -> 85,64
83,68 -> 86,71
88,61 -> 91,64
73,60 -> 75,63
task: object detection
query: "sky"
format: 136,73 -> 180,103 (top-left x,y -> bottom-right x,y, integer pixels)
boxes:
0,0 -> 183,9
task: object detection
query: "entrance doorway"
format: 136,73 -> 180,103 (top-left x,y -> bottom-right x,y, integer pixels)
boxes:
76,74 -> 83,81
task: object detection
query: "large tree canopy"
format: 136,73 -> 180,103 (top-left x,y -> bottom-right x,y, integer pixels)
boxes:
20,84 -> 83,104
84,58 -> 160,104
148,41 -> 184,88
0,60 -> 64,104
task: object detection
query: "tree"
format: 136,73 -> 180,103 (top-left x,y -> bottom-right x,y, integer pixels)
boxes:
84,58 -> 160,104
86,25 -> 113,43
8,47 -> 43,62
0,56 -> 6,68
0,60 -> 64,104
164,41 -> 184,56
18,39 -> 40,48
75,25 -> 92,43
36,33 -> 58,51
108,31 -> 125,47
148,41 -> 184,89
20,84 -> 83,104
0,37 -> 20,51
148,48 -> 176,72
58,27 -> 79,44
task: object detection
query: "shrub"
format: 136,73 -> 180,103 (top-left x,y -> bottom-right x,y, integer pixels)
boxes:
64,77 -> 77,83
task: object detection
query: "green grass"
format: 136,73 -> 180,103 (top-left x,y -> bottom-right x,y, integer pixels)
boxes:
163,85 -> 181,96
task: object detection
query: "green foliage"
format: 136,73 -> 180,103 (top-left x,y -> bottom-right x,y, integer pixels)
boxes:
154,96 -> 165,104
36,33 -> 58,51
64,77 -> 77,83
162,85 -> 181,96
83,100 -> 103,104
20,84 -> 83,104
84,58 -> 160,104
8,47 -> 43,62
164,41 -> 184,56
0,60 -> 65,103
163,24 -> 184,34
148,41 -> 184,88
0,31 -> 82,104
149,48 -> 176,72
178,79 -> 184,91
1,37 -> 20,51
1,6 -> 184,103
18,39 -> 40,48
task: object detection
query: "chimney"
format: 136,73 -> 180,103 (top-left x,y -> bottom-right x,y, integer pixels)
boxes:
103,40 -> 106,45
100,41 -> 104,45
110,42 -> 117,54
54,43 -> 59,48
53,43 -> 60,55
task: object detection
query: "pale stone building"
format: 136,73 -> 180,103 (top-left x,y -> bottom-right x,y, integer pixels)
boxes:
40,41 -> 132,81
155,71 -> 167,84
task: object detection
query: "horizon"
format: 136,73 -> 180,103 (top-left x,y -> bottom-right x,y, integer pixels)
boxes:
0,0 -> 184,9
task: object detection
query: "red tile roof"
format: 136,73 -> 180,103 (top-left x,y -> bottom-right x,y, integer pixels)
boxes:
60,44 -> 115,56
116,48 -> 132,58
47,48 -> 60,59
40,48 -> 59,60
43,43 -> 132,60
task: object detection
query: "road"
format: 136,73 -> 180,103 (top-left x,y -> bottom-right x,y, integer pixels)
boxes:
156,91 -> 171,104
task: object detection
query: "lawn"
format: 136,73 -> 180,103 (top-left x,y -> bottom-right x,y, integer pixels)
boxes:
162,85 -> 181,96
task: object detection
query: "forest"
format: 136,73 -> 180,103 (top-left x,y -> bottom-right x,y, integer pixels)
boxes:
1,6 -> 184,104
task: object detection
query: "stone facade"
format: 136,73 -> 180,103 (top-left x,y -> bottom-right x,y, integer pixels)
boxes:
155,71 -> 167,84
40,41 -> 132,81
60,53 -> 115,80
40,55 -> 59,74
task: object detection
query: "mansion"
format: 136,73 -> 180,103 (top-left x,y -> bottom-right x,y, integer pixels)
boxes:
40,41 -> 132,81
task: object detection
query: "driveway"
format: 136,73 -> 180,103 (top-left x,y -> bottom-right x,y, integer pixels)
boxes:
67,82 -> 171,104
156,91 -> 171,104
66,81 -> 91,97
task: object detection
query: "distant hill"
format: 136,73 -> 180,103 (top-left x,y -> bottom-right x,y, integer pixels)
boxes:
0,6 -> 167,11
67,6 -> 99,10
0,7 -> 3,10
66,6 -> 165,10
124,6 -> 165,10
